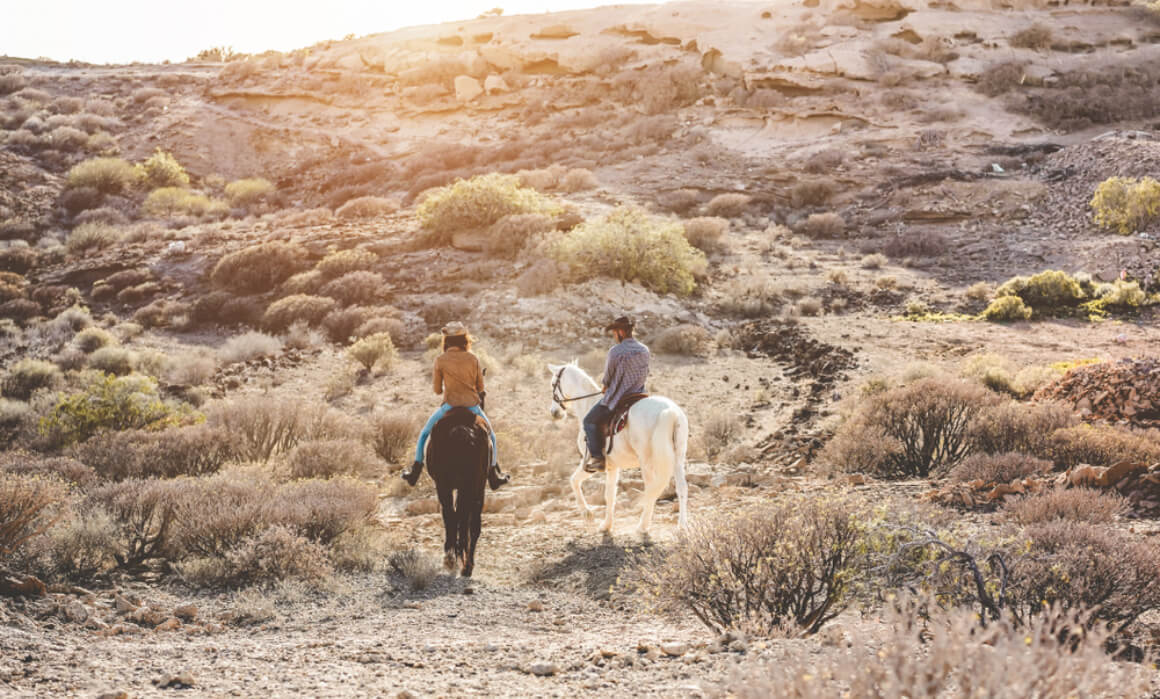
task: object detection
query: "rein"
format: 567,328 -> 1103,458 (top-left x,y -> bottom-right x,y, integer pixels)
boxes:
552,367 -> 603,409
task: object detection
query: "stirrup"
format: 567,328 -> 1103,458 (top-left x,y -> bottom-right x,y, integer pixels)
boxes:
402,461 -> 423,486
488,464 -> 509,490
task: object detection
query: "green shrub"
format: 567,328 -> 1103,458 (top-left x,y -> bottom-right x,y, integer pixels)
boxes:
417,173 -> 561,243
262,294 -> 338,331
548,207 -> 706,295
1084,280 -> 1148,315
141,187 -> 227,218
631,497 -> 865,635
2,359 -> 62,400
981,295 -> 1032,321
224,177 -> 274,207
66,157 -> 137,194
1091,176 -> 1160,234
38,373 -> 180,448
995,270 -> 1083,313
135,148 -> 189,189
211,241 -> 309,294
347,332 -> 398,372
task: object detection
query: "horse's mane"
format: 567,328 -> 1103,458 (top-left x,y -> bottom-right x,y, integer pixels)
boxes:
563,361 -> 601,390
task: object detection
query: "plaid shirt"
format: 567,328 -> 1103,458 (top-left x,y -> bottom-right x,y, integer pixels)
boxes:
601,338 -> 650,408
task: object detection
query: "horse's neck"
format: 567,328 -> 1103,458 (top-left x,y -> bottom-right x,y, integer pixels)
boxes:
567,370 -> 602,417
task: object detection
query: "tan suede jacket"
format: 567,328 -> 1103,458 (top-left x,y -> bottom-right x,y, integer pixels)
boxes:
433,348 -> 484,407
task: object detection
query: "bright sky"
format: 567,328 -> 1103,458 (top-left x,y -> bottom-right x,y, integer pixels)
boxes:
1,1 -> 660,65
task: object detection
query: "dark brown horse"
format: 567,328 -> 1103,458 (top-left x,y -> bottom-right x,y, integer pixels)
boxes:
426,407 -> 489,577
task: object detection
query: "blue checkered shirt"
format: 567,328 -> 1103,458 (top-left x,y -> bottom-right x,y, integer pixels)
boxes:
601,338 -> 650,408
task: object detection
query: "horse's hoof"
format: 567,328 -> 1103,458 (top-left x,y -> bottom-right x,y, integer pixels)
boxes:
443,552 -> 456,571
460,566 -> 473,578
598,522 -> 613,534
581,507 -> 596,521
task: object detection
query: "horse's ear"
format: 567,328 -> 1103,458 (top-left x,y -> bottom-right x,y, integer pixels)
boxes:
547,363 -> 561,375
569,358 -> 579,366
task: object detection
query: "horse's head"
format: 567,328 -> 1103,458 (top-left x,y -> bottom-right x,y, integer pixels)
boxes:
547,361 -> 598,420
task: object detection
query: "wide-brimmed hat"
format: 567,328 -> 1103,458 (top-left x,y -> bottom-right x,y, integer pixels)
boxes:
604,316 -> 634,332
441,321 -> 469,337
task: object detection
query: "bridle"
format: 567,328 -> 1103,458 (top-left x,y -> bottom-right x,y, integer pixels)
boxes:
552,366 -> 603,411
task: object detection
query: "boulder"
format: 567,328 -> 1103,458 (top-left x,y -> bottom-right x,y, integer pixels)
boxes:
484,74 -> 509,94
454,75 -> 484,102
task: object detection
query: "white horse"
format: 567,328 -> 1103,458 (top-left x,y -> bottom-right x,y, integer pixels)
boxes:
547,362 -> 690,534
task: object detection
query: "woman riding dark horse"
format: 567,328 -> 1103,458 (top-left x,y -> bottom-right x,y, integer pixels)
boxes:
401,322 -> 509,490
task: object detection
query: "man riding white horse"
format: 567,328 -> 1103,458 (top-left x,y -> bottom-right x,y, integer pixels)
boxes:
582,316 -> 650,473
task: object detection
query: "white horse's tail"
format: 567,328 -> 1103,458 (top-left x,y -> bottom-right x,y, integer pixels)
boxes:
654,405 -> 691,530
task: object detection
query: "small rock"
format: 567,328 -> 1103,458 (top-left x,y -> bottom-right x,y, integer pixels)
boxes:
461,587 -> 474,596
63,600 -> 89,624
153,671 -> 195,689
529,661 -> 559,677
174,604 -> 198,622
155,617 -> 182,632
528,509 -> 547,524
96,692 -> 129,699
114,594 -> 137,615
526,600 -> 544,612
454,75 -> 483,102
729,639 -> 749,653
660,642 -> 688,657
397,692 -> 419,699
403,601 -> 422,610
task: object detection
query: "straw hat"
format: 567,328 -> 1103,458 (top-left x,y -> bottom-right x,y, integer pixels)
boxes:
441,321 -> 469,337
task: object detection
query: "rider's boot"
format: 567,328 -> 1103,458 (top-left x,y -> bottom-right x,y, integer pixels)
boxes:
487,463 -> 510,490
583,454 -> 606,473
401,460 -> 424,486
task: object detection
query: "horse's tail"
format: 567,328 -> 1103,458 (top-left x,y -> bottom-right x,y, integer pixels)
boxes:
652,404 -> 691,529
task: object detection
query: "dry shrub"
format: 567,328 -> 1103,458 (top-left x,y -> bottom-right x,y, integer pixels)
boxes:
821,377 -> 997,478
947,452 -> 1052,484
724,602 -> 1152,698
515,259 -> 563,297
219,330 -> 282,364
982,295 -> 1032,321
187,525 -> 333,590
801,212 -> 845,238
657,188 -> 702,214
704,193 -> 752,218
167,351 -> 216,386
321,306 -> 370,343
66,157 -> 137,194
74,206 -> 128,228
141,187 -> 227,219
1045,424 -> 1160,469
701,410 -> 742,461
682,217 -> 728,253
560,168 -> 598,192
87,346 -> 135,376
224,178 -> 274,208
319,270 -> 385,306
347,332 -> 398,372
30,504 -> 119,581
315,248 -> 377,279
282,320 -> 325,350
335,196 -> 399,219
86,478 -> 182,569
369,414 -> 419,464
977,61 -> 1029,97
417,173 -> 561,244
72,425 -> 230,480
3,358 -> 62,400
967,400 -> 1074,455
135,148 -> 189,189
1003,488 -> 1128,525
277,207 -> 333,227
207,396 -> 359,463
882,230 -> 947,258
262,294 -> 338,331
860,253 -> 888,270
169,471 -> 274,559
1009,24 -> 1054,51
790,178 -> 837,208
66,222 -> 120,253
389,548 -> 440,591
653,324 -> 713,357
485,213 -> 554,257
72,326 -> 115,353
0,452 -> 95,487
965,281 -> 993,301
716,277 -> 782,318
631,497 -> 864,635
211,241 -> 308,294
280,270 -> 324,296
0,471 -> 67,556
0,248 -> 38,274
287,439 -> 382,479
1007,521 -> 1160,630
548,207 -> 707,296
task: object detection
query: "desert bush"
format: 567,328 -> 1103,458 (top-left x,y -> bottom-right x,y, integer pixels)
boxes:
59,186 -> 103,216
0,471 -> 67,557
1045,424 -> 1160,469
1091,176 -> 1160,234
72,326 -> 115,353
141,187 -> 227,218
1088,280 -> 1147,314
1010,24 -> 1054,50
801,212 -> 846,238
657,188 -> 703,214
704,193 -> 751,218
72,425 -> 229,480
0,452 -> 95,486
87,346 -> 135,375
276,476 -> 376,545
723,602 -> 1152,698
3,358 -> 62,400
548,207 -> 707,295
821,377 -> 996,478
262,295 -> 337,332
30,504 -> 119,581
168,471 -> 273,560
315,248 -> 377,280
967,400 -> 1074,455
0,70 -> 27,96
135,149 -> 189,189
515,258 -> 563,297
166,351 -> 216,385
976,61 -> 1029,97
995,270 -> 1084,314
335,195 -> 399,219
485,213 -> 554,257
388,548 -> 440,590
1003,488 -> 1128,525
882,230 -> 948,258
219,330 -> 282,364
224,178 -> 274,207
281,320 -> 325,350
207,396 -> 358,463
279,270 -> 324,297
797,297 -> 823,316
790,178 -> 837,208
632,497 -> 864,635
204,525 -> 333,589
37,373 -> 178,448
417,173 -> 561,243
682,217 -> 728,253
66,157 -> 137,194
1006,521 -> 1160,630
65,222 -> 120,254
647,325 -> 710,359
947,452 -> 1052,484
860,253 -> 887,269
319,270 -> 385,306
85,478 -> 182,569
0,248 -> 38,274
368,413 -> 418,464
965,281 -> 993,301
981,295 -> 1033,321
560,168 -> 599,192
287,439 -> 382,480
347,332 -> 398,372
277,207 -> 333,227
700,410 -> 742,461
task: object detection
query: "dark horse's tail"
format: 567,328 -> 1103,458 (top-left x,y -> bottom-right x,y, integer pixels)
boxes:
426,408 -> 490,577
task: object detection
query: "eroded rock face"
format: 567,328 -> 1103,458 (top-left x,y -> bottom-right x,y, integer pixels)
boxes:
454,75 -> 484,102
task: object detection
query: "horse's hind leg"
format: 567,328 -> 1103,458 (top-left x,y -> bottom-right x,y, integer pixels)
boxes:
456,490 -> 471,572
599,465 -> 620,533
636,463 -> 670,534
436,485 -> 456,571
461,494 -> 483,578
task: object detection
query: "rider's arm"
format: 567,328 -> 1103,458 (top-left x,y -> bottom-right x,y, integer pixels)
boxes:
474,356 -> 485,393
432,357 -> 444,395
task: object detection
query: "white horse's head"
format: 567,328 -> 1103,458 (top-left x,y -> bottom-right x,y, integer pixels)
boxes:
547,361 -> 599,420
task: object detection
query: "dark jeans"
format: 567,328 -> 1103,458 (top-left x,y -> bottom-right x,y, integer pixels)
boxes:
583,403 -> 613,459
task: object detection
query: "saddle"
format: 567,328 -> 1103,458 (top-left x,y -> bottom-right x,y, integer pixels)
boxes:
602,393 -> 648,454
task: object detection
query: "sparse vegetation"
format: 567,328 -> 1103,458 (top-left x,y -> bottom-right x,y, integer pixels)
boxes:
262,294 -> 338,332
1003,488 -> 1128,524
418,173 -> 561,244
347,332 -> 398,372
224,177 -> 275,207
66,222 -> 120,253
66,158 -> 137,194
211,241 -> 309,294
1091,176 -> 1160,234
982,295 -> 1033,322
682,217 -> 728,253
142,187 -> 227,218
335,196 -> 399,219
135,149 -> 189,189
